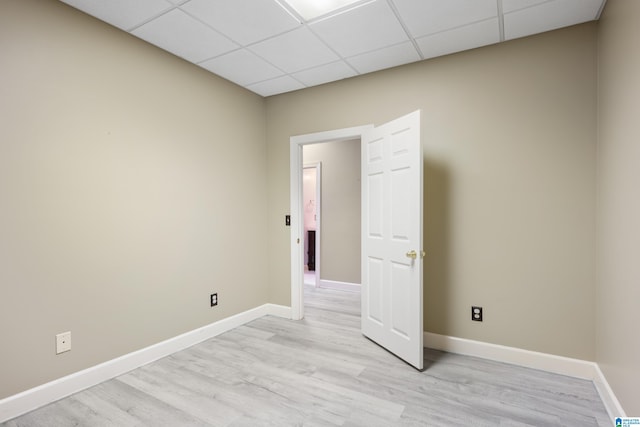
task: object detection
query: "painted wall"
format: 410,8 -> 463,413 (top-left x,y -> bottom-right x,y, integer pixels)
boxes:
267,23 -> 597,361
0,0 -> 268,399
596,0 -> 640,415
304,140 -> 361,284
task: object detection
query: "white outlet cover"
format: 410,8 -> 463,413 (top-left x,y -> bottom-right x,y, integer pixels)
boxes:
56,331 -> 71,354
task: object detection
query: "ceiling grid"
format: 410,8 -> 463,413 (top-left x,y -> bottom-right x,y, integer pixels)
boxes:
59,0 -> 605,97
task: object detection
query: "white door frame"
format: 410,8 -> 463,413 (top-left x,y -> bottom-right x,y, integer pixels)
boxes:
303,162 -> 321,287
290,125 -> 372,320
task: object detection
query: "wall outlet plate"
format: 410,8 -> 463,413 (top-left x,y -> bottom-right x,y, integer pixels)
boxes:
56,331 -> 71,354
210,293 -> 218,307
472,306 -> 483,322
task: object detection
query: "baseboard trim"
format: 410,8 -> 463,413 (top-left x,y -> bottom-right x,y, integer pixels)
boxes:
263,303 -> 292,319
423,331 -> 595,378
318,279 -> 360,292
423,331 -> 625,420
0,303 -> 291,424
593,364 -> 627,418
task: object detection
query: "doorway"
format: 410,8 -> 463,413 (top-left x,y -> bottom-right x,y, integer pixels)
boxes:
302,163 -> 320,288
304,140 -> 362,296
289,125 -> 372,321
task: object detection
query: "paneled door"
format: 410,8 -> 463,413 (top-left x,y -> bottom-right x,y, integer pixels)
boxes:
361,110 -> 423,369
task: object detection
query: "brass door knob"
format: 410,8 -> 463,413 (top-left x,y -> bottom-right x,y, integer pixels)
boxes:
406,250 -> 417,259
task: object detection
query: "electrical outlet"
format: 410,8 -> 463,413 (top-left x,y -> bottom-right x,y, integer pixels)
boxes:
472,306 -> 483,322
210,293 -> 218,307
56,331 -> 71,354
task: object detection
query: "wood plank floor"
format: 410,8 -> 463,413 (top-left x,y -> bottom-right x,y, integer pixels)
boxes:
3,285 -> 610,426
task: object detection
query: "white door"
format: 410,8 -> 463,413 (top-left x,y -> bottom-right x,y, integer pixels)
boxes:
361,110 -> 423,370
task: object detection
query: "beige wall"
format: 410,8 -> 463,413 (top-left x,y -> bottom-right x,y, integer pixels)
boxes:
304,139 -> 361,284
0,0 -> 268,399
267,23 -> 598,360
596,0 -> 640,415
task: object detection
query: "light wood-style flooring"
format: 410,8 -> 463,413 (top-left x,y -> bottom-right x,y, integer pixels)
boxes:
3,285 -> 610,426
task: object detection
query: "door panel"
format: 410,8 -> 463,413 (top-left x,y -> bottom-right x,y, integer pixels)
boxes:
361,110 -> 423,369
390,261 -> 411,338
391,168 -> 411,239
367,257 -> 384,324
367,173 -> 384,238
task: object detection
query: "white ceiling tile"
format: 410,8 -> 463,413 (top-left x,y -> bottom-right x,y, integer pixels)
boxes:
292,61 -> 357,87
249,27 -> 339,73
416,18 -> 500,60
181,0 -> 300,46
392,0 -> 498,38
502,0 -> 549,14
504,0 -> 603,40
310,0 -> 408,58
347,42 -> 421,74
132,9 -> 238,63
60,0 -> 173,31
199,49 -> 284,86
246,75 -> 305,97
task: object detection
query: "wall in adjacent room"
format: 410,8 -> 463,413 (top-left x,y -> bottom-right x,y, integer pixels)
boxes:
302,167 -> 317,267
304,139 -> 361,284
596,0 -> 640,415
0,0 -> 268,399
266,23 -> 597,360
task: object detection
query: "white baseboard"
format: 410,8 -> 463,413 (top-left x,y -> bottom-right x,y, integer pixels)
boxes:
424,331 -> 625,420
263,303 -> 292,319
0,303 -> 291,424
593,364 -> 627,418
423,331 -> 595,378
318,279 -> 360,292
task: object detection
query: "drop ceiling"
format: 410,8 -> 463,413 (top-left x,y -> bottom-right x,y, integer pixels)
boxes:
59,0 -> 606,97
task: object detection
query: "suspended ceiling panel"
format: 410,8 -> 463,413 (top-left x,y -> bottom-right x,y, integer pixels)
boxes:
59,0 -> 606,97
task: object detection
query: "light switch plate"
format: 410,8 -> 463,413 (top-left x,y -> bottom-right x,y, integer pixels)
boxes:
56,331 -> 71,354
